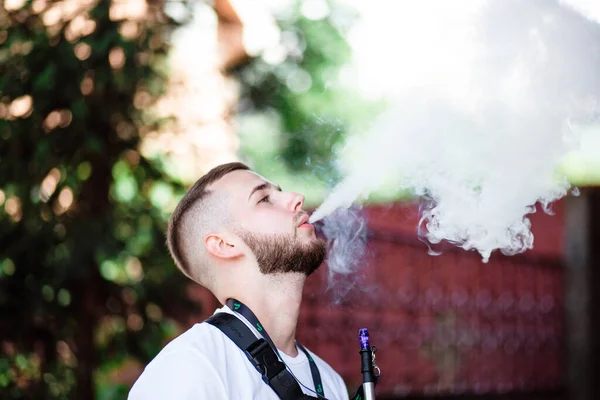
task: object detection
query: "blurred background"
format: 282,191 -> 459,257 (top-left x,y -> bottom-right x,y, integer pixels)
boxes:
1,0 -> 599,399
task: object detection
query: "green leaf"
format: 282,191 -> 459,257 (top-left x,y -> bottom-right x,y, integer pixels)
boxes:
32,64 -> 56,92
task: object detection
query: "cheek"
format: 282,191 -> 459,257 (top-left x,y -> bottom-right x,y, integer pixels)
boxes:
246,210 -> 291,234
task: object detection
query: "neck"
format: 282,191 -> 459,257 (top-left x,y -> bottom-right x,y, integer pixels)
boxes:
230,273 -> 306,357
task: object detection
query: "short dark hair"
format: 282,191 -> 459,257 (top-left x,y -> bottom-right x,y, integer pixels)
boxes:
166,162 -> 249,283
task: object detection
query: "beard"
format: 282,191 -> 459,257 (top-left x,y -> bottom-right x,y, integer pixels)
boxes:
236,230 -> 327,276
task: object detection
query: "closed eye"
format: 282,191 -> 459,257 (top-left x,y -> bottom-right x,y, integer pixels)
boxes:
258,195 -> 270,204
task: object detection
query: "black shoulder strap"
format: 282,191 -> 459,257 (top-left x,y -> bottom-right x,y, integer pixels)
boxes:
206,313 -> 318,400
295,342 -> 325,396
226,298 -> 326,399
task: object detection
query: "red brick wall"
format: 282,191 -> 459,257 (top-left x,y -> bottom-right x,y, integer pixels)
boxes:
297,201 -> 565,397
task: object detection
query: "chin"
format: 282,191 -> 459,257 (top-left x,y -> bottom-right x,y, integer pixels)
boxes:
298,233 -> 319,245
296,226 -> 316,237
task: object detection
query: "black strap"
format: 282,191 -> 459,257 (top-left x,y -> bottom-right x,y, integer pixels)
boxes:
206,313 -> 311,399
226,298 -> 326,398
296,342 -> 325,396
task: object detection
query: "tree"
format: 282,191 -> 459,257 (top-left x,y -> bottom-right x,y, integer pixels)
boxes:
1,1 -> 375,398
0,1 -> 196,398
233,1 -> 380,205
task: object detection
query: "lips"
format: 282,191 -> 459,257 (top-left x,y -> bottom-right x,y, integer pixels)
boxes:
296,214 -> 310,227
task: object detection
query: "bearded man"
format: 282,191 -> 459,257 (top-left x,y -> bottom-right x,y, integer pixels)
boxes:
129,162 -> 348,400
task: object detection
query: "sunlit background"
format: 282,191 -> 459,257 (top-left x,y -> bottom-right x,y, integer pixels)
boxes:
1,0 -> 600,399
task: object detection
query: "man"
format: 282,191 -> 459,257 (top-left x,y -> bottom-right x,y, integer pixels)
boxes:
129,162 -> 349,399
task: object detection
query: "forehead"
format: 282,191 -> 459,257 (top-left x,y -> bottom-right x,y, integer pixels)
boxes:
210,169 -> 271,199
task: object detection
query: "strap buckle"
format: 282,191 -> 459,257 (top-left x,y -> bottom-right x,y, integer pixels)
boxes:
246,339 -> 286,379
247,339 -> 301,396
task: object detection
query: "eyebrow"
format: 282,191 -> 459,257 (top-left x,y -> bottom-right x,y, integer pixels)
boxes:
248,182 -> 282,201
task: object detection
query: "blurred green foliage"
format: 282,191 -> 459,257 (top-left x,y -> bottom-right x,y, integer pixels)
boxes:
0,1 -> 197,399
0,0 -> 372,398
234,2 -> 382,207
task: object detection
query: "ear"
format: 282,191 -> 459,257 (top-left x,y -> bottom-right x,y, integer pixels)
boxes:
204,233 -> 243,259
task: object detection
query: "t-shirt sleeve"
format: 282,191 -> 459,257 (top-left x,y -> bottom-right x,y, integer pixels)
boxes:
334,372 -> 350,400
128,349 -> 227,400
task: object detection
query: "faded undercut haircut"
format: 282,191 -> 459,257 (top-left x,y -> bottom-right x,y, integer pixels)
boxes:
166,162 -> 249,287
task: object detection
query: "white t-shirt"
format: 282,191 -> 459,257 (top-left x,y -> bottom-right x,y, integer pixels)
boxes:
128,306 -> 349,400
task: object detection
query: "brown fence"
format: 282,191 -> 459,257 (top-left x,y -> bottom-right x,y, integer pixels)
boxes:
297,201 -> 566,399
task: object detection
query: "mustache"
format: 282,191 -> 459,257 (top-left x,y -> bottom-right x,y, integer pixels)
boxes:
294,212 -> 309,224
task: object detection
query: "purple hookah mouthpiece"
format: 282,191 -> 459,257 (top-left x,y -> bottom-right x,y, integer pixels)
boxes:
358,328 -> 377,399
359,328 -> 370,350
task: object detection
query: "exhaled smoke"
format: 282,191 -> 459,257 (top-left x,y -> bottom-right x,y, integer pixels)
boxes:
559,0 -> 600,24
319,206 -> 368,299
310,0 -> 600,264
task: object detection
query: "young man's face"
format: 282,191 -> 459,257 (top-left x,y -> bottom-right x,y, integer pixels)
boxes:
212,169 -> 326,275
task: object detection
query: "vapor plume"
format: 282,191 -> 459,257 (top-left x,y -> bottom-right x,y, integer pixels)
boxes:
310,0 -> 600,266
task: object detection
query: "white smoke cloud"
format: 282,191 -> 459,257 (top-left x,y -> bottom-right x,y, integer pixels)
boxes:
559,0 -> 600,24
311,0 -> 600,266
319,206 -> 368,297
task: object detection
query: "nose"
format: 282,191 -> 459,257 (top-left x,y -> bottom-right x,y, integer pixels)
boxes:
285,192 -> 304,212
